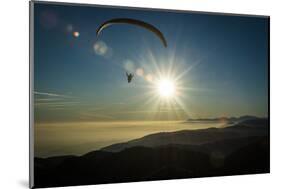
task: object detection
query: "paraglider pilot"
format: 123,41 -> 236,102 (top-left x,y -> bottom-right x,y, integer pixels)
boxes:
126,72 -> 134,83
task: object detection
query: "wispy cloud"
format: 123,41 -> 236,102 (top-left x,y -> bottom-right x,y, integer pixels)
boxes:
34,91 -> 77,108
34,91 -> 71,98
35,98 -> 62,102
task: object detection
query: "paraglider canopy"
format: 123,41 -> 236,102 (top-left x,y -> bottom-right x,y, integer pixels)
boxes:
96,18 -> 167,47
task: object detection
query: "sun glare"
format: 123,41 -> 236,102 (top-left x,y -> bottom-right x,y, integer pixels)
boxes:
125,46 -> 197,120
157,79 -> 176,98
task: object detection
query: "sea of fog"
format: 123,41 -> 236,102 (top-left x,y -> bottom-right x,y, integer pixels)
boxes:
35,121 -> 227,157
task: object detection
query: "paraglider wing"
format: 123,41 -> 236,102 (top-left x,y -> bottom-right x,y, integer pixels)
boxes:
96,18 -> 167,47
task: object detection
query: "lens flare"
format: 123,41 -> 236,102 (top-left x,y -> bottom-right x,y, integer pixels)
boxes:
73,31 -> 80,37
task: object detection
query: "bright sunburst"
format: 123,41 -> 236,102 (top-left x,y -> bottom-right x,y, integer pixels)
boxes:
122,44 -> 202,120
156,78 -> 176,98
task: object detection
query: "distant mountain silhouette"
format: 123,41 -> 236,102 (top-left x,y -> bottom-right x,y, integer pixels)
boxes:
186,115 -> 262,123
34,117 -> 269,188
102,118 -> 268,152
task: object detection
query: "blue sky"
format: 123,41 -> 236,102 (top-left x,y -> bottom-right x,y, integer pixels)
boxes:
34,3 -> 269,122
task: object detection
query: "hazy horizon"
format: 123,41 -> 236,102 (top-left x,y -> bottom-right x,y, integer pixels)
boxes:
35,120 -> 229,157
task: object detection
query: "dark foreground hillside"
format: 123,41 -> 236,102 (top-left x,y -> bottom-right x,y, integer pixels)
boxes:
34,118 -> 269,188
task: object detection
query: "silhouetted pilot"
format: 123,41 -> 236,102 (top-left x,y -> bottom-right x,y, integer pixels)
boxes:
126,72 -> 134,83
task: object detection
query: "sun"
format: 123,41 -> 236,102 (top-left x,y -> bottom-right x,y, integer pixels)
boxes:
156,78 -> 176,98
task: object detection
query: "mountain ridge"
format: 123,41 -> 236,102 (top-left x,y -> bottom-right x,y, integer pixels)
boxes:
34,117 -> 269,188
101,118 -> 268,152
